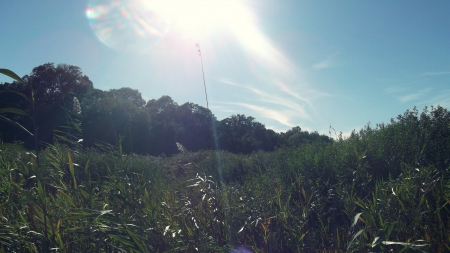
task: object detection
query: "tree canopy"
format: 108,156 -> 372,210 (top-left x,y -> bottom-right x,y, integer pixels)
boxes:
0,63 -> 332,155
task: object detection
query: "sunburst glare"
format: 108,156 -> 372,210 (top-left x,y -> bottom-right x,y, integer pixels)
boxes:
85,0 -> 301,127
85,0 -> 293,76
86,0 -> 170,53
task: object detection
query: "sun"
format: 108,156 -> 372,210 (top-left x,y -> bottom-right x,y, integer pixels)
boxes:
145,0 -> 252,36
86,0 -> 255,52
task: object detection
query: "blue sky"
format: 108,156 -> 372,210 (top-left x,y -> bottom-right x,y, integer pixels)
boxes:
1,1 -> 449,136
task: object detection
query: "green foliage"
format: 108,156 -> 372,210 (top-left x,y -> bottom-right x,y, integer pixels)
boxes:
0,69 -> 30,137
0,106 -> 449,252
2,63 -> 332,155
0,69 -> 37,156
0,69 -> 27,85
1,64 -> 93,150
1,64 -> 450,251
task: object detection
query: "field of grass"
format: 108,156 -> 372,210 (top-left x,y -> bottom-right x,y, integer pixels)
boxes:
1,106 -> 449,252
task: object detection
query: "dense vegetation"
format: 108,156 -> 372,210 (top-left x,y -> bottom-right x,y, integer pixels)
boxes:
1,64 -> 449,252
0,63 -> 330,156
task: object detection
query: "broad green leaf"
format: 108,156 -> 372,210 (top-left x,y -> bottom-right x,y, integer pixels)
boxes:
84,158 -> 90,174
0,90 -> 31,103
108,234 -> 136,248
383,241 -> 428,246
0,115 -> 33,136
57,189 -> 76,207
347,229 -> 364,253
0,108 -> 29,116
67,151 -> 77,190
123,226 -> 148,252
54,134 -> 75,144
387,241 -> 428,253
371,236 -> 380,248
362,211 -> 377,228
385,223 -> 395,238
352,212 -> 362,228
0,68 -> 27,85
37,180 -> 45,203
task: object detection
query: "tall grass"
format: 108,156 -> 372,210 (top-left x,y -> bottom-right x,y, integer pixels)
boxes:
1,88 -> 449,253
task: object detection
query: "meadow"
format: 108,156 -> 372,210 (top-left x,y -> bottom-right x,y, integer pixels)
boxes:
1,105 -> 449,252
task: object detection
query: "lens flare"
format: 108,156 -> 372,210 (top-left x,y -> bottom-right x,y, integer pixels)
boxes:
86,0 -> 170,53
85,0 -> 292,79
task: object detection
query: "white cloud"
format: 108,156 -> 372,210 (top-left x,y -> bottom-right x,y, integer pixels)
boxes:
218,78 -> 311,121
273,80 -> 308,102
273,79 -> 331,106
312,60 -> 334,70
210,105 -> 234,114
422,89 -> 450,108
399,94 -> 421,103
398,88 -> 430,103
385,85 -> 431,104
312,53 -> 339,70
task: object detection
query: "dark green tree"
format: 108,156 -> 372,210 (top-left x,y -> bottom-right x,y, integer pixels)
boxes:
280,126 -> 331,147
145,96 -> 180,155
0,63 -> 93,148
176,102 -> 215,151
82,88 -> 150,154
218,114 -> 265,154
108,87 -> 146,108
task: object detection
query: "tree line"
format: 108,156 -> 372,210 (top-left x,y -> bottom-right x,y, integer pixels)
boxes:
0,63 -> 331,156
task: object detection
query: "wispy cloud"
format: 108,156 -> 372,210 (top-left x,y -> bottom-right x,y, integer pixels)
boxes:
312,53 -> 339,70
220,102 -> 296,127
421,89 -> 450,108
273,80 -> 311,105
399,93 -> 422,103
273,79 -> 331,104
420,71 -> 450,76
218,79 -> 264,95
218,78 -> 310,121
387,85 -> 450,107
401,88 -> 431,103
385,85 -> 431,103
